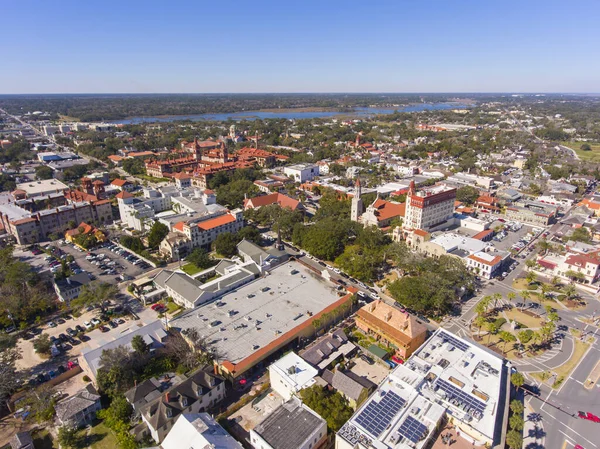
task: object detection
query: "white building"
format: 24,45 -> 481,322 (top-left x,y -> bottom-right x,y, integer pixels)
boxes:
447,172 -> 495,189
15,179 -> 69,198
269,352 -> 318,401
466,251 -> 507,279
336,329 -> 509,449
162,413 -> 242,449
284,163 -> 320,183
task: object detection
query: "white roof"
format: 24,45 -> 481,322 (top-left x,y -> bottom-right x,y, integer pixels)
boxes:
430,233 -> 488,255
270,352 -> 318,392
161,413 -> 242,449
338,329 -> 506,448
15,179 -> 68,196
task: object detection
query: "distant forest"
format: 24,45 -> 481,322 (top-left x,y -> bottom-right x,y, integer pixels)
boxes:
0,93 -> 470,121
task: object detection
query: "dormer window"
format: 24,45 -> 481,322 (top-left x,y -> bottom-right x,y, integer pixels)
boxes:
182,396 -> 188,407
165,407 -> 173,418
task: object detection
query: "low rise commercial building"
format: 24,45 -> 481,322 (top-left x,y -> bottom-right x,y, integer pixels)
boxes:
269,352 -> 318,401
284,163 -> 320,183
170,260 -> 354,379
80,320 -> 167,384
251,397 -> 327,449
505,200 -> 557,226
336,329 -> 509,449
537,251 -> 600,284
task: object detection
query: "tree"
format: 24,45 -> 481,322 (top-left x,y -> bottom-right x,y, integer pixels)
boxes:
510,399 -> 524,415
299,385 -> 353,432
455,186 -> 480,205
580,143 -> 592,151
511,372 -> 525,389
35,165 -> 54,180
147,221 -> 169,249
499,331 -> 516,354
570,227 -> 591,243
537,239 -> 551,255
525,271 -> 537,285
0,345 -> 21,408
507,292 -> 516,306
25,385 -> 56,423
509,414 -> 524,431
565,269 -> 585,283
122,158 -> 146,175
72,281 -> 118,312
525,259 -> 537,271
131,335 -> 149,354
186,248 -> 216,270
563,284 -> 577,300
33,333 -> 52,355
57,426 -> 79,449
506,430 -> 523,449
213,232 -> 239,258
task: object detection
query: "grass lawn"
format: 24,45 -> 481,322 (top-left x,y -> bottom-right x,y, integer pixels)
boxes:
513,278 -> 531,290
76,422 -> 118,449
181,262 -> 202,275
560,141 -> 600,162
165,301 -> 181,314
504,309 -> 543,329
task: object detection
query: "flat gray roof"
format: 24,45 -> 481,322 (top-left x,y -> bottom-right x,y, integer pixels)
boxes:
171,261 -> 342,366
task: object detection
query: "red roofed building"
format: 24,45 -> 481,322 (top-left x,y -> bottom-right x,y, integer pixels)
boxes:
537,252 -> 600,285
110,178 -> 134,192
243,193 -> 303,212
360,198 -> 405,229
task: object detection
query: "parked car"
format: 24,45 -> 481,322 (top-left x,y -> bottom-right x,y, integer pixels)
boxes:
83,321 -> 93,329
360,354 -> 374,365
91,318 -> 101,326
47,321 -> 57,328
99,326 -> 109,333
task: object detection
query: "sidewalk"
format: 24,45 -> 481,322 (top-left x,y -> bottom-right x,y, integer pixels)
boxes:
523,399 -> 545,449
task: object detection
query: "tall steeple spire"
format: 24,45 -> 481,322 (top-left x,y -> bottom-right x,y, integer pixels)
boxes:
355,177 -> 362,199
350,177 -> 364,222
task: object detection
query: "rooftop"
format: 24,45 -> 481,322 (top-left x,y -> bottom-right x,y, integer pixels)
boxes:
338,329 -> 507,449
253,397 -> 326,449
170,260 -> 344,372
269,352 -> 318,393
15,179 -> 68,196
162,413 -> 242,449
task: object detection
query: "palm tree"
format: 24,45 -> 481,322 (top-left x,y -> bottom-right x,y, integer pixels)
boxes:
492,293 -> 503,310
540,283 -> 551,300
525,259 -> 537,271
507,292 -> 516,308
537,239 -> 551,256
499,331 -> 517,354
520,290 -> 530,308
551,275 -> 561,287
563,284 -> 577,301
474,315 -> 486,337
525,271 -> 537,285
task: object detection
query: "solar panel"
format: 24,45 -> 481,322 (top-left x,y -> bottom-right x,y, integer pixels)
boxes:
398,415 -> 428,444
435,379 -> 486,417
355,391 -> 406,437
439,331 -> 469,351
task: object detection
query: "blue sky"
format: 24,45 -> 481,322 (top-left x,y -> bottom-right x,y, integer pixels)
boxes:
1,0 -> 599,93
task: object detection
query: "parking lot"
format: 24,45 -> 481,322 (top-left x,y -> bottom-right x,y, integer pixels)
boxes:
16,240 -> 153,283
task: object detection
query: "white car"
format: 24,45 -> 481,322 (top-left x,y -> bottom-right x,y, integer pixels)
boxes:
83,321 -> 93,329
333,268 -> 341,274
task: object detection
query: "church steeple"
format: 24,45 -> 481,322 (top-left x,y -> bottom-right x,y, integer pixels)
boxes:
350,177 -> 364,222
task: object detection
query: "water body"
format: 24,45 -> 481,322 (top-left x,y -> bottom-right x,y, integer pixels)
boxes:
110,102 -> 469,124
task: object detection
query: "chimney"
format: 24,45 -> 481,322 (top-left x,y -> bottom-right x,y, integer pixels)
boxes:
384,311 -> 392,322
165,392 -> 170,402
213,364 -> 218,375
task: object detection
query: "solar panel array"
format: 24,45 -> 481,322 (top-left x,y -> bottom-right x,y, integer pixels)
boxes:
355,391 -> 406,437
440,331 -> 469,351
398,415 -> 428,444
435,379 -> 486,418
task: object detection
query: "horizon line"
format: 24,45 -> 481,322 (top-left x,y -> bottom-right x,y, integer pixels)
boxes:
1,91 -> 599,96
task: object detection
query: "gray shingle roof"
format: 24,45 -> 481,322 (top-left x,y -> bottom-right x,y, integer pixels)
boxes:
301,329 -> 349,367
253,398 -> 325,449
55,384 -> 100,423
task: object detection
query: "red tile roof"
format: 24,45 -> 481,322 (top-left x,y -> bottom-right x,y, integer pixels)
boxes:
473,229 -> 494,240
198,214 -> 236,231
115,191 -> 133,199
173,221 -> 186,232
369,198 -> 406,221
111,178 -> 130,187
243,193 -> 301,211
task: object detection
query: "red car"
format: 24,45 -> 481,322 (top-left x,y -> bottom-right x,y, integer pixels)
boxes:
578,411 -> 600,423
574,445 -> 584,449
391,356 -> 404,365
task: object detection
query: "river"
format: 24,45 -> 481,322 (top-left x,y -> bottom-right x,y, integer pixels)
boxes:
109,102 -> 469,124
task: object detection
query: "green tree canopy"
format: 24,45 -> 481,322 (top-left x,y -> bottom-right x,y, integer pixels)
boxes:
35,165 -> 54,180
72,281 -> 118,312
186,248 -> 216,270
299,385 -> 353,432
147,221 -> 169,249
131,335 -> 149,354
213,232 -> 239,258
455,185 -> 480,205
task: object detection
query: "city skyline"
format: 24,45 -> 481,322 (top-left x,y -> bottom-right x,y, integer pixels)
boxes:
2,0 -> 599,94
